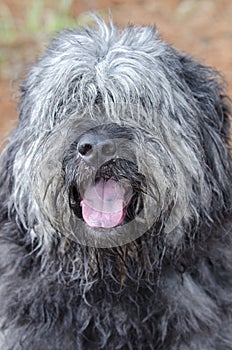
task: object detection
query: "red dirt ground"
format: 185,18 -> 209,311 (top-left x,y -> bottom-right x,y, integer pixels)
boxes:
0,0 -> 232,143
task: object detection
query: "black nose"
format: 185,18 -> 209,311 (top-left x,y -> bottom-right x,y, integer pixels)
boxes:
78,133 -> 117,165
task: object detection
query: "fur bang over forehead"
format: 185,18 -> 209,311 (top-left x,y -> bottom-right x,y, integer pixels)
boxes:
19,17 -> 199,129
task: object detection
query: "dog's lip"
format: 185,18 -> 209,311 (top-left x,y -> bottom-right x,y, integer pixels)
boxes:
80,178 -> 133,229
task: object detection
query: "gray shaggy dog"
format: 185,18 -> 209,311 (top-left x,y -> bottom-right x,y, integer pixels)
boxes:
0,18 -> 232,350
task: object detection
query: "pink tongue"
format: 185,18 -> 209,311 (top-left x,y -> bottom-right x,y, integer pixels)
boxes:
80,179 -> 126,228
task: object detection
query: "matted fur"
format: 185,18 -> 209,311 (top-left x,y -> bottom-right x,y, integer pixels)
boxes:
0,18 -> 232,349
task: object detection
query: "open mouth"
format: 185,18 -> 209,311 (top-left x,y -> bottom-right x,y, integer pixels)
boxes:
68,161 -> 144,229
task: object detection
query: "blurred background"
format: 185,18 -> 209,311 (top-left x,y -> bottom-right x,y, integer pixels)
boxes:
0,0 -> 231,143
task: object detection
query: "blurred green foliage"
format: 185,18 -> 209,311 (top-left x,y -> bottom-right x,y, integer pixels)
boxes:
0,3 -> 17,43
25,0 -> 77,35
0,0 -> 93,44
0,0 -> 98,75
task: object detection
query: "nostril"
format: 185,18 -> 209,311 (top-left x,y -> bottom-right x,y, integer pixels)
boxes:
101,141 -> 116,157
78,143 -> 93,156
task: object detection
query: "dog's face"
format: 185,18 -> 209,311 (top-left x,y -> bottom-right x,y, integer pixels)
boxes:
1,19 -> 231,254
26,101 -> 203,249
9,106 -> 206,254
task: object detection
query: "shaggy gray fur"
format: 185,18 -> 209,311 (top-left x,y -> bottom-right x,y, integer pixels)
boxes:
0,18 -> 232,349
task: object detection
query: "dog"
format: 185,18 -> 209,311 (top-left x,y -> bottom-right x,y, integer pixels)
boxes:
0,18 -> 232,349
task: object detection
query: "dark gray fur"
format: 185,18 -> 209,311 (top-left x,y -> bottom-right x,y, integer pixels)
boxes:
0,18 -> 232,349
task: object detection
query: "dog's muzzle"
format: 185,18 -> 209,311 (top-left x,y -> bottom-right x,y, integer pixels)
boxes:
64,124 -> 145,230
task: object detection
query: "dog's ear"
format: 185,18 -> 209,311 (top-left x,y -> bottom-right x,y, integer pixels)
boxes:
181,55 -> 232,210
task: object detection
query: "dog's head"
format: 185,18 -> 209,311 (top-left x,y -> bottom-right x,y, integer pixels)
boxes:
1,18 -> 231,257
